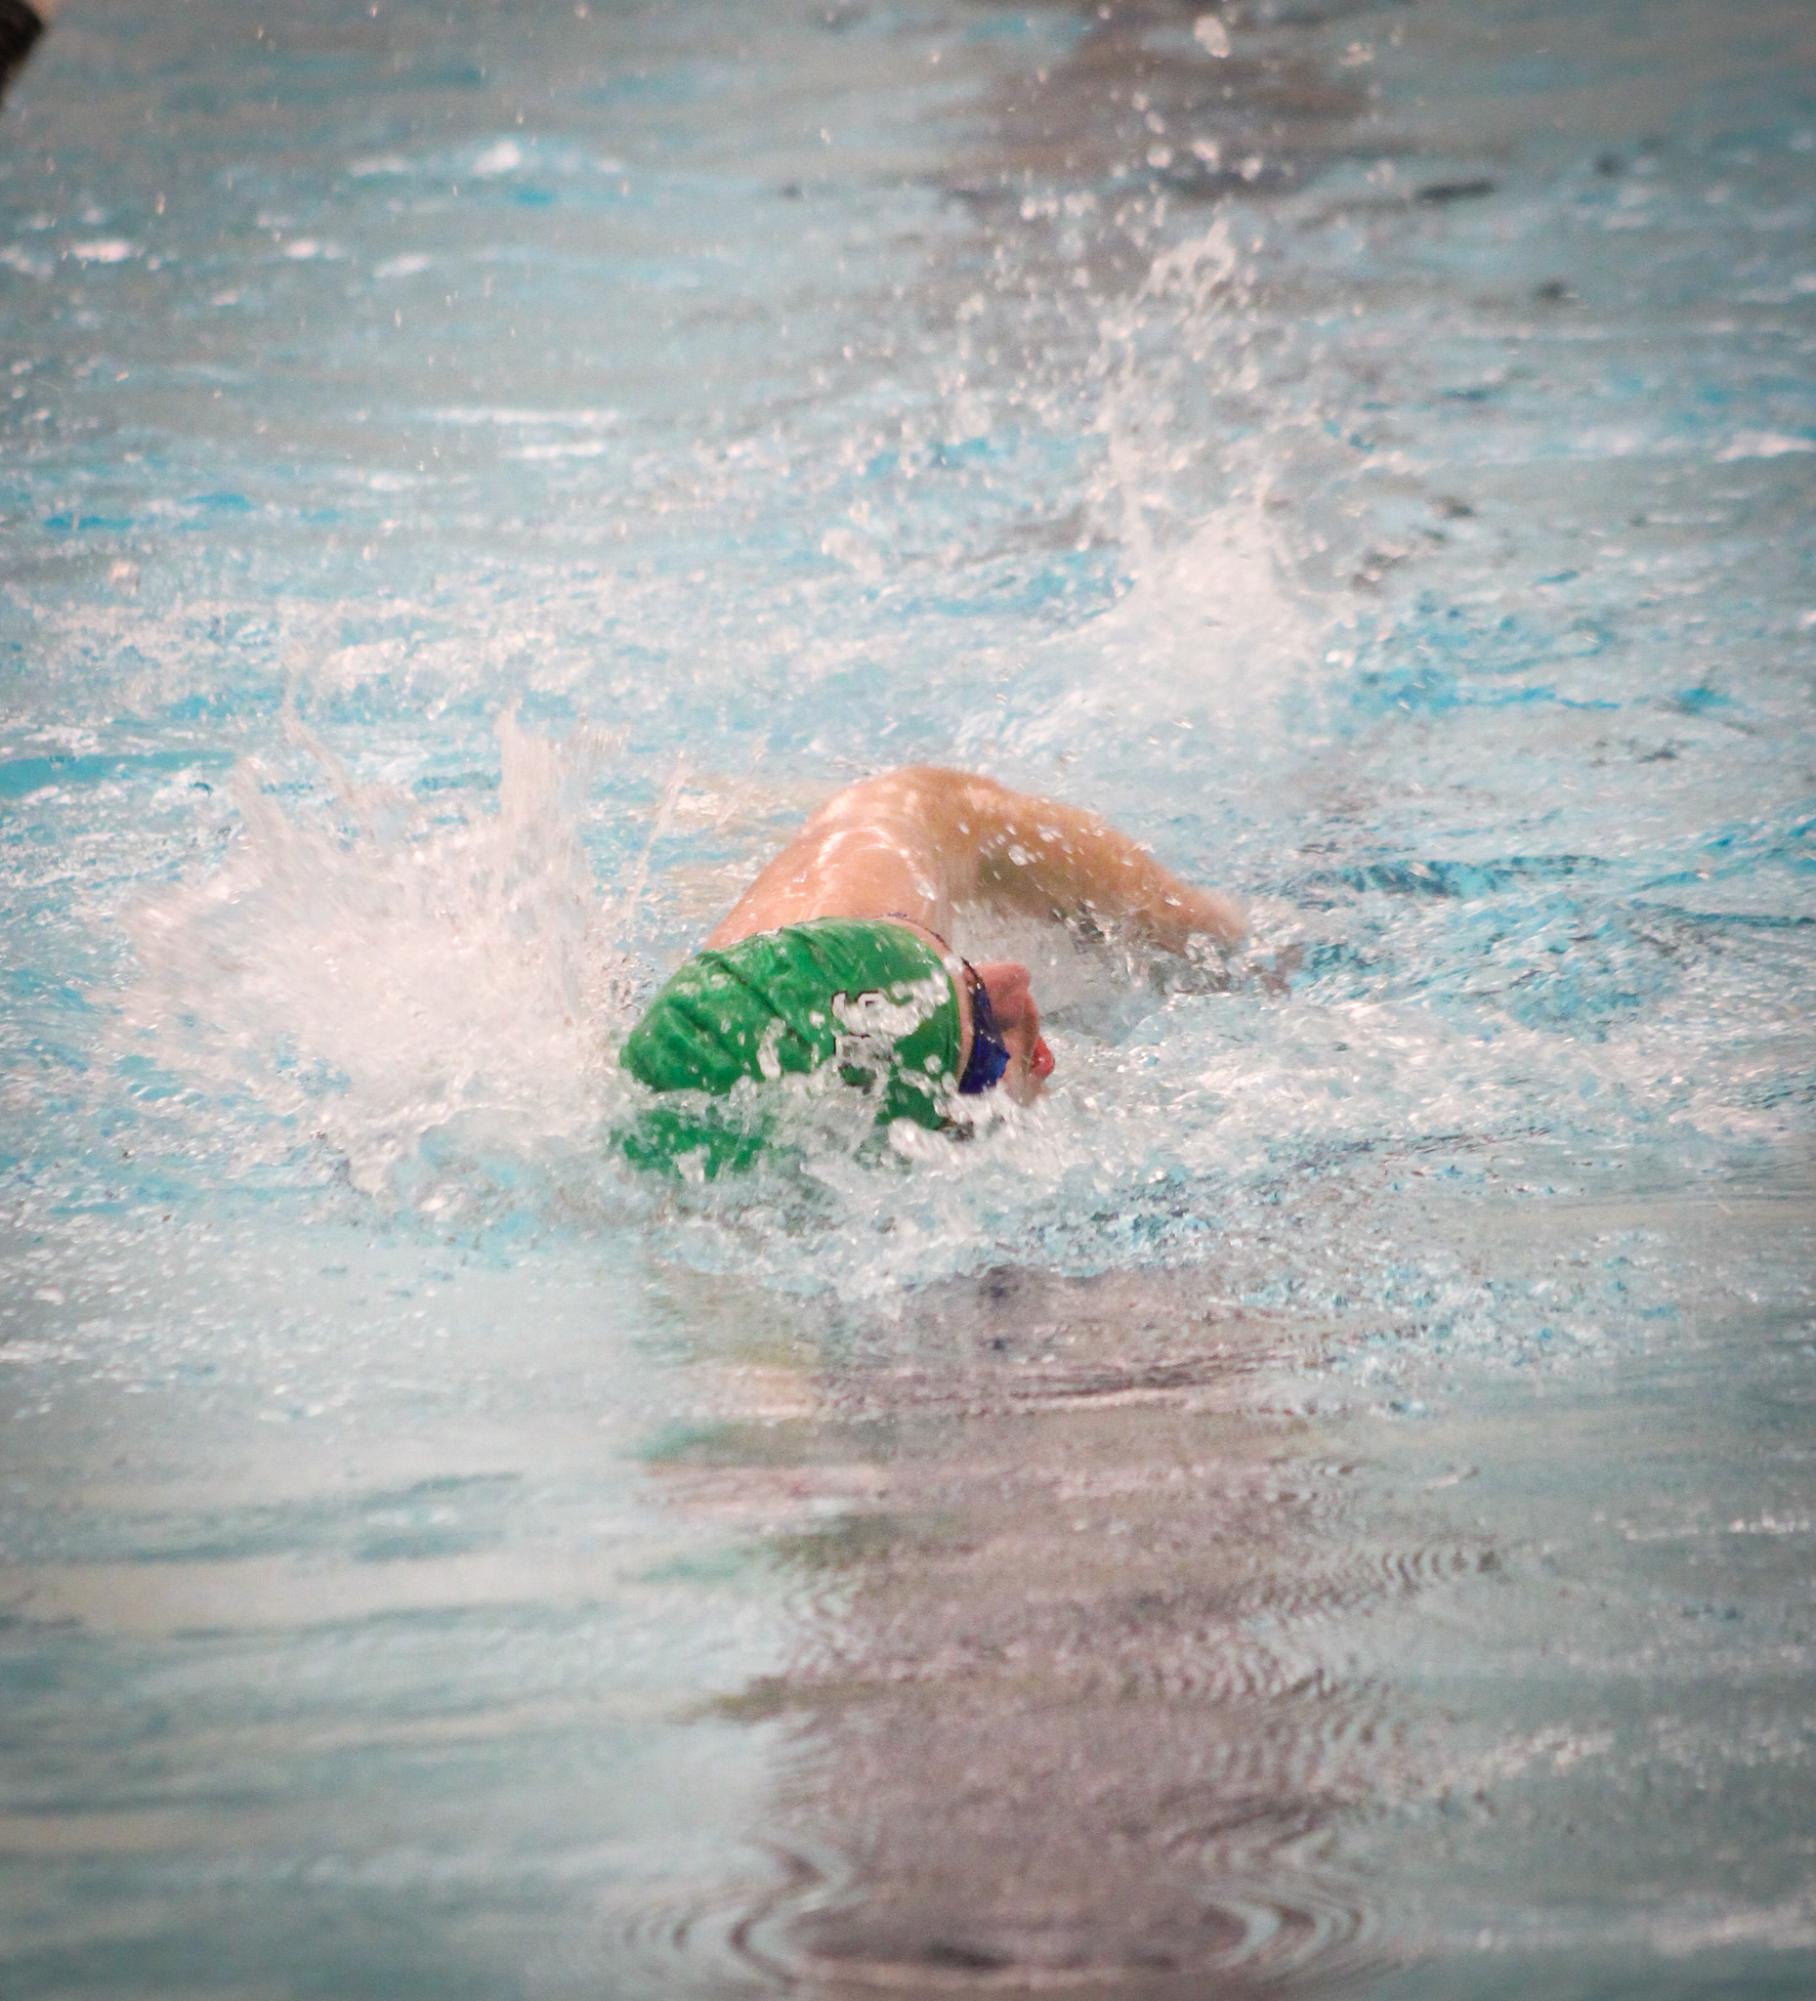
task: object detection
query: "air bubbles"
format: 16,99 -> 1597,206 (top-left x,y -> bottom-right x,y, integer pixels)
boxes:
67,237 -> 137,264
471,139 -> 525,179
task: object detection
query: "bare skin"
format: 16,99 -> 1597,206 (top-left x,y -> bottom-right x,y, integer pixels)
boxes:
706,766 -> 1245,1105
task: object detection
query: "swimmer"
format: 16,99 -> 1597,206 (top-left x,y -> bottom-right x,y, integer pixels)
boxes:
618,765 -> 1245,1175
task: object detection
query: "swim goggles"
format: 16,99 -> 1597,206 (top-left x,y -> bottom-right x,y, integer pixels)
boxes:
957,960 -> 1011,1095
883,916 -> 1012,1097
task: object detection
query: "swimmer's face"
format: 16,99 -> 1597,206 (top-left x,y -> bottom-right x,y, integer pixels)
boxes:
973,960 -> 1055,1105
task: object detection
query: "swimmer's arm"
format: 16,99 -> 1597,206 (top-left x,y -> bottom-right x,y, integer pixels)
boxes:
918,769 -> 1247,952
704,766 -> 1244,952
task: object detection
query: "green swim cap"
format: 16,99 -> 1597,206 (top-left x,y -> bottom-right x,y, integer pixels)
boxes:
616,918 -> 963,1179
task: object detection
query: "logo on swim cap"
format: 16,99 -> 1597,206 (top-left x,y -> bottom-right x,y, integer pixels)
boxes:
829,977 -> 945,1087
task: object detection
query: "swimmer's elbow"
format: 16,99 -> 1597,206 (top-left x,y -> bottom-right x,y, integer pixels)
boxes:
870,763 -> 1002,800
844,765 -> 1010,832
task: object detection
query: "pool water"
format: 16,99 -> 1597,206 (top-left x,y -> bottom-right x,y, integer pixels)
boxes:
3,1 -> 1813,1995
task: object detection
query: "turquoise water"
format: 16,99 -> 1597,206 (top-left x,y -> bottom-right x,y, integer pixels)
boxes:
3,1 -> 1813,1994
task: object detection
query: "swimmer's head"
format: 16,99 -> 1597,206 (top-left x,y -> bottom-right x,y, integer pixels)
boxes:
966,959 -> 1055,1106
616,922 -> 1055,1178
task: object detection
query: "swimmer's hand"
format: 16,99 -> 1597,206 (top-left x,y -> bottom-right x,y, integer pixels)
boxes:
1138,882 -> 1247,956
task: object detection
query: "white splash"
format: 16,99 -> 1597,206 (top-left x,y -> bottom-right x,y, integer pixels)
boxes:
115,712 -> 627,1197
1014,214 -> 1322,758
